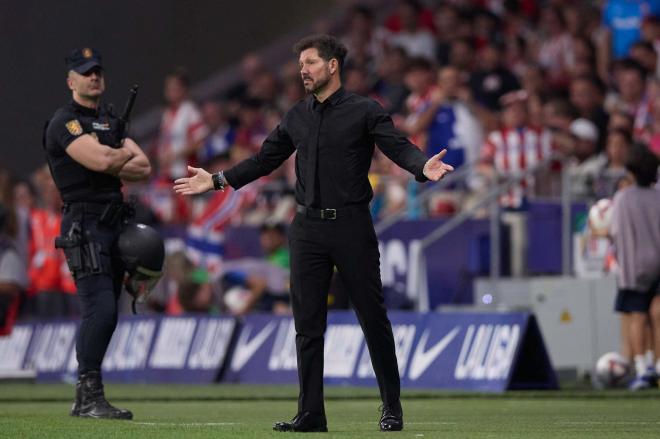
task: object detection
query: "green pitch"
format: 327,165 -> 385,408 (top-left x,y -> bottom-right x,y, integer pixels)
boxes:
1,383 -> 660,438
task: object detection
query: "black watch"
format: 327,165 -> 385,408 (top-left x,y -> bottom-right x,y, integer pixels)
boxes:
212,171 -> 226,191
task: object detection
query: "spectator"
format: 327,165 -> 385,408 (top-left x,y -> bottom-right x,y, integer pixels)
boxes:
637,93 -> 660,156
469,42 -> 521,112
156,67 -> 208,182
373,46 -> 409,114
247,70 -> 280,105
232,97 -> 268,161
224,53 -> 265,103
259,222 -> 289,270
388,0 -> 436,61
606,59 -> 647,120
449,37 -> 476,82
480,90 -> 554,276
602,0 -> 660,60
608,109 -> 635,133
410,66 -> 483,168
566,118 -> 607,200
342,5 -> 388,69
0,202 -> 28,335
401,57 -> 436,145
535,5 -> 574,89
432,2 -> 459,66
25,166 -> 78,318
594,128 -> 634,199
629,40 -> 658,77
198,100 -> 235,165
569,75 -> 609,151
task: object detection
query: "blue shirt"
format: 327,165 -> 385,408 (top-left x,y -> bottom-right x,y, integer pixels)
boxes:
603,0 -> 660,59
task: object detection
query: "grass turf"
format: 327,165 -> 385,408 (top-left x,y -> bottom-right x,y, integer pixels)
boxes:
1,383 -> 660,438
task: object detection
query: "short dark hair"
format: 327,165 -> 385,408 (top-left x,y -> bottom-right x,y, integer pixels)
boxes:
616,58 -> 647,79
405,56 -> 433,73
167,66 -> 190,87
573,74 -> 607,96
293,34 -> 348,71
625,143 -> 659,187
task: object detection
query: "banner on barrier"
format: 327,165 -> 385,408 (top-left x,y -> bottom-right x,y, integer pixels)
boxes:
1,311 -> 557,391
1,315 -> 236,383
225,311 -> 557,392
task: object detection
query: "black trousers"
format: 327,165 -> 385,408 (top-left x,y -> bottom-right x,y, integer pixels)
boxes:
288,206 -> 400,415
61,210 -> 124,375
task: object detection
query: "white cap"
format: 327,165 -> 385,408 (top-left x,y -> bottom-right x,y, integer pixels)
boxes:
570,118 -> 599,142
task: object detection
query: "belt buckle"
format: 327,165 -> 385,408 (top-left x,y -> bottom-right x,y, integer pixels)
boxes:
321,208 -> 337,220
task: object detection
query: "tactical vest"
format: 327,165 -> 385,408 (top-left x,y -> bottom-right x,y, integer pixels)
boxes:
43,102 -> 122,203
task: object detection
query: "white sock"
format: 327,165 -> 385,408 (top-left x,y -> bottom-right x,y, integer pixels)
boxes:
634,355 -> 647,377
645,350 -> 654,368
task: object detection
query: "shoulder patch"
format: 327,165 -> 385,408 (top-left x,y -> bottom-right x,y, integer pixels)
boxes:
65,119 -> 83,136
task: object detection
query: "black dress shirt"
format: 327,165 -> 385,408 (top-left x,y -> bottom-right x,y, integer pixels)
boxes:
224,87 -> 428,208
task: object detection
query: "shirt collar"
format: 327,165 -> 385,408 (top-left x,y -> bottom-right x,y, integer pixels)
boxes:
69,99 -> 100,117
308,86 -> 347,111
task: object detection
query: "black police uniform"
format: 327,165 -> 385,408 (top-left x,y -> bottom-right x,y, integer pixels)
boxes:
42,48 -> 132,420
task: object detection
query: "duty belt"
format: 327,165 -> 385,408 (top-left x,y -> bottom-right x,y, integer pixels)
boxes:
296,204 -> 366,220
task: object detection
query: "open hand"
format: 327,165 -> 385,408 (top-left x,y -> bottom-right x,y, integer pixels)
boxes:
173,166 -> 214,195
423,149 -> 454,181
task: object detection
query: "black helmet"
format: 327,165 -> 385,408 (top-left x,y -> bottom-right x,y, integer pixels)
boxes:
118,223 -> 165,305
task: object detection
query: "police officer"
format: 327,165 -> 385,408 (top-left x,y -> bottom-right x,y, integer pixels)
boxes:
43,48 -> 151,419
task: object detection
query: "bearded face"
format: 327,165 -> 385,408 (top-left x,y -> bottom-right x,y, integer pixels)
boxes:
299,48 -> 333,95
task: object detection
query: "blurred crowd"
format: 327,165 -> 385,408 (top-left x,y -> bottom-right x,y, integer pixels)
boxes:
3,0 -> 660,323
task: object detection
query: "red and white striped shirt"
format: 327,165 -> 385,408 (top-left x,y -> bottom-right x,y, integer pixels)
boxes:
482,126 -> 553,208
158,100 -> 208,180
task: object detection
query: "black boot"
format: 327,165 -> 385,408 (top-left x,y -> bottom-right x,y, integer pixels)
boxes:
77,371 -> 133,420
273,411 -> 328,432
379,401 -> 403,432
70,382 -> 82,416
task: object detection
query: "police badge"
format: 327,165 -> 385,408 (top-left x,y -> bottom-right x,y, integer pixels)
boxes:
65,119 -> 83,136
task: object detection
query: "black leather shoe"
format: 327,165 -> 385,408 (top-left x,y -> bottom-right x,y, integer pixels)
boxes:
77,371 -> 133,420
273,411 -> 328,432
379,403 -> 403,432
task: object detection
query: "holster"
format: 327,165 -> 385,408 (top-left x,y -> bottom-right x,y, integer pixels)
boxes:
55,221 -> 83,275
56,221 -> 110,280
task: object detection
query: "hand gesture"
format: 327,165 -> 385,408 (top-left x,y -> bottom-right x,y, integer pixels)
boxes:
423,149 -> 454,181
173,166 -> 214,195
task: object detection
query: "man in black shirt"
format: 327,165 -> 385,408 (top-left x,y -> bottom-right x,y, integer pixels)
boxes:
174,35 -> 453,432
43,48 -> 151,419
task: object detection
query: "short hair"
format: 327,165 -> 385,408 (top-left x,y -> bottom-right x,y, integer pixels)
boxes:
293,34 -> 348,71
630,40 -> 655,54
405,56 -> 433,73
572,74 -> 607,96
616,58 -> 647,78
167,67 -> 190,87
608,127 -> 633,144
625,143 -> 659,187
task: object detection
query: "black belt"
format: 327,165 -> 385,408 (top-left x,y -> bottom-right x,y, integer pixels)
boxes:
296,204 -> 366,220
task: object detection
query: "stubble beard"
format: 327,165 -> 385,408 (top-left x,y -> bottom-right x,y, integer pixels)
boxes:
304,71 -> 331,95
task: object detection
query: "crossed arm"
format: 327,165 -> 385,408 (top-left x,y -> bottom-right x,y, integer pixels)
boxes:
66,135 -> 151,181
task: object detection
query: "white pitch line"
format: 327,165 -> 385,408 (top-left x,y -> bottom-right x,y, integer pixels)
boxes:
557,421 -> 660,425
133,422 -> 240,426
358,421 -> 457,425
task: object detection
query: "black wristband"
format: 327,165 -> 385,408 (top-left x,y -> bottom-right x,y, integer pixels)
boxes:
212,171 -> 226,191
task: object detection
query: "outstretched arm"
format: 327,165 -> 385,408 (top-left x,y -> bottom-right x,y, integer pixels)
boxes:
173,166 -> 215,195
174,121 -> 295,196
423,149 -> 454,181
369,100 -> 453,182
